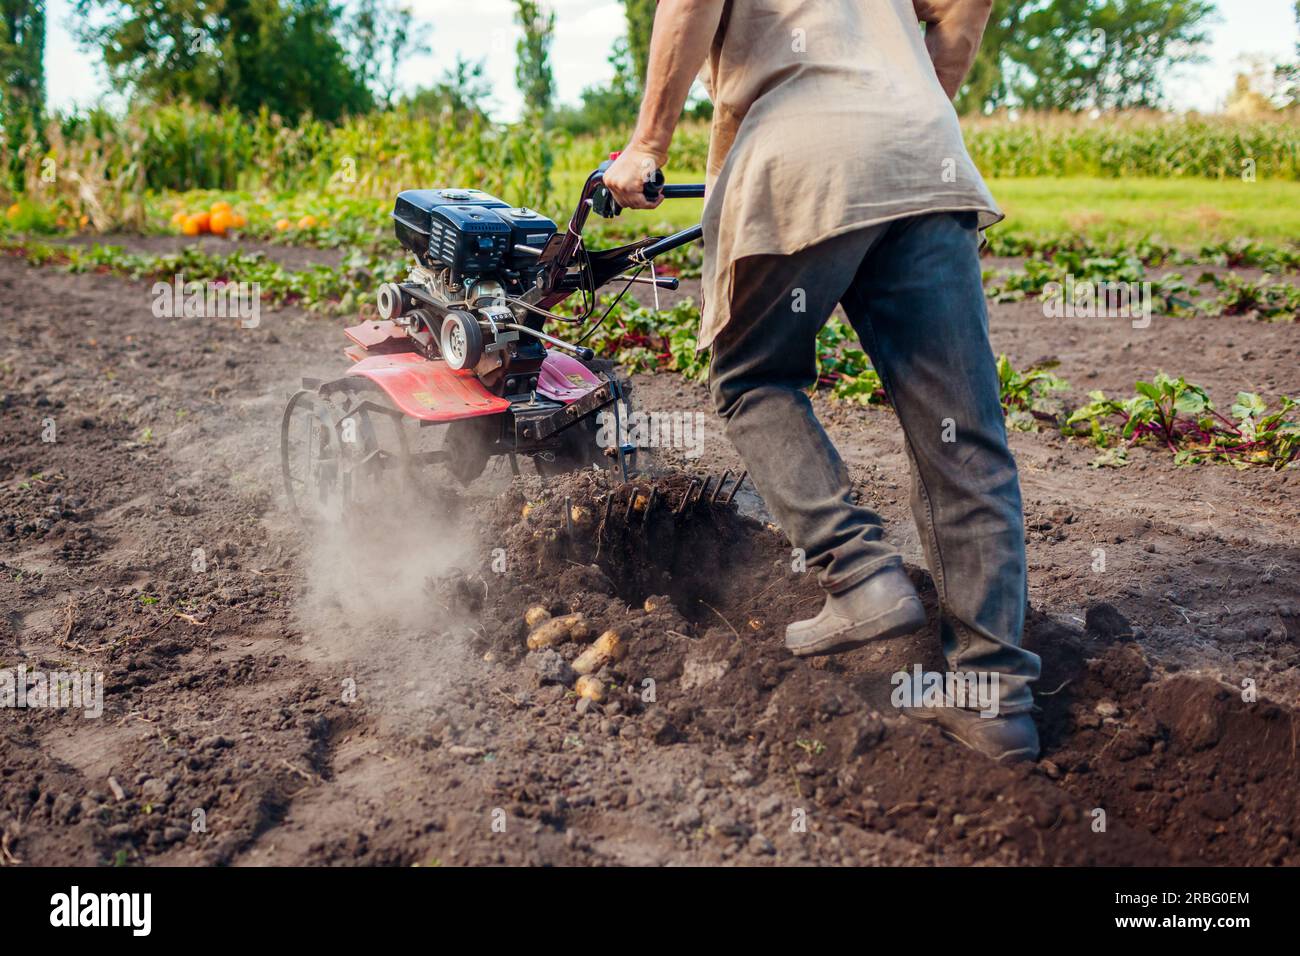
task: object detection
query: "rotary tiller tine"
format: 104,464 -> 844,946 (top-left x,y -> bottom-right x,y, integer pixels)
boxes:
563,496 -> 573,537
644,486 -> 659,521
695,475 -> 713,509
695,475 -> 714,508
675,478 -> 699,515
599,493 -> 614,537
622,486 -> 638,524
724,470 -> 748,505
710,470 -> 732,504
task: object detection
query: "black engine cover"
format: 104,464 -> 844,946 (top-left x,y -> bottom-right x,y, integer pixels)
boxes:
393,188 -> 556,279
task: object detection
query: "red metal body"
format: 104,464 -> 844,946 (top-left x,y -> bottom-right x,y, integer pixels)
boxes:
339,321 -> 602,424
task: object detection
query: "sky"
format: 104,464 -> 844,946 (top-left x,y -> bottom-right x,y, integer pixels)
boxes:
43,0 -> 1300,119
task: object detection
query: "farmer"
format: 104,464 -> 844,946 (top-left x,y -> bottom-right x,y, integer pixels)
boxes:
603,0 -> 1041,762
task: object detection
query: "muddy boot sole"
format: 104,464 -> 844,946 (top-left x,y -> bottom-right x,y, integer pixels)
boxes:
785,596 -> 926,658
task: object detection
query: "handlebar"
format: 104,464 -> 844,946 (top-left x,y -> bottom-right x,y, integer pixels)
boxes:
591,156 -> 705,218
532,161 -> 705,309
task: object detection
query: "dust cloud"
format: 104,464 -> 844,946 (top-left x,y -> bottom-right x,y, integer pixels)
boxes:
292,499 -> 481,722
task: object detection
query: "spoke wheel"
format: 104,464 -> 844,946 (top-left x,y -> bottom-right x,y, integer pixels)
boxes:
280,389 -> 349,526
281,380 -> 421,527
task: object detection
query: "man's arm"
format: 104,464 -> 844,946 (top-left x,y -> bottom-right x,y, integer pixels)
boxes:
914,0 -> 995,99
604,0 -> 725,210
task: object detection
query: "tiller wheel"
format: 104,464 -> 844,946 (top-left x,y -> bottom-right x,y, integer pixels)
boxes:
280,379 -> 417,526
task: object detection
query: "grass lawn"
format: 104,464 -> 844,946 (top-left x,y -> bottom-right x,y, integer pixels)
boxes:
583,174 -> 1300,247
988,177 -> 1300,245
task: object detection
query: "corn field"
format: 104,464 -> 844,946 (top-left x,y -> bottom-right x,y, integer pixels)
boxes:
5,105 -> 1298,198
963,112 -> 1300,180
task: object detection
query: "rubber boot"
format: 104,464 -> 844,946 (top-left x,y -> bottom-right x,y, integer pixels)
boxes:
785,567 -> 926,657
907,707 -> 1040,764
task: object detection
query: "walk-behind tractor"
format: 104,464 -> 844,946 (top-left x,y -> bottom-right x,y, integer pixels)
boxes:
280,160 -> 705,523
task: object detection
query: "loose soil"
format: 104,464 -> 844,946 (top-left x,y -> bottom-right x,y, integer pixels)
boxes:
1,237 -> 1297,866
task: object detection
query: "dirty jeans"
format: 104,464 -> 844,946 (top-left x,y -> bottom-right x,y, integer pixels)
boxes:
708,212 -> 1040,714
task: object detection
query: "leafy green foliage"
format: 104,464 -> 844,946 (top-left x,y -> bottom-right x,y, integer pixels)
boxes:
557,295 -> 708,381
1065,374 -> 1300,469
621,0 -> 656,89
984,252 -> 1145,302
5,237 -> 1294,472
347,0 -> 423,106
1,103 -> 559,226
1192,239 -> 1300,273
981,243 -> 1297,321
997,355 -> 1070,430
0,0 -> 45,133
73,0 -> 374,122
964,115 -> 1300,180
513,0 -> 556,121
2,238 -> 404,313
815,319 -> 886,405
958,0 -> 1216,113
1199,272 -> 1300,322
982,234 -> 1300,274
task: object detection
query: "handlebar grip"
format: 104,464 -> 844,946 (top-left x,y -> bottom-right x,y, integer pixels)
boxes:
643,169 -> 666,200
593,164 -> 671,218
576,346 -> 595,361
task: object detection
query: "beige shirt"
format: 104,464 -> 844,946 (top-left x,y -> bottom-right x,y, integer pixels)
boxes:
697,0 -> 1003,349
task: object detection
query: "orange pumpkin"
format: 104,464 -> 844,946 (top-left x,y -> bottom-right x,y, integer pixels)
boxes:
209,209 -> 234,235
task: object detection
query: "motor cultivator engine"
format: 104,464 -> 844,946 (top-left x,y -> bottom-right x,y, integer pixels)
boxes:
280,163 -> 705,525
379,188 -> 562,396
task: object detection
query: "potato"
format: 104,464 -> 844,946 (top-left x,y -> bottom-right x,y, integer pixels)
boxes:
524,606 -> 551,629
574,675 -> 605,702
573,629 -> 626,676
569,504 -> 591,525
643,596 -> 661,613
526,612 -> 587,650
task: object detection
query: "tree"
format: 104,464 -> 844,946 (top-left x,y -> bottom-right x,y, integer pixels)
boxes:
1274,1 -> 1299,106
0,0 -> 45,132
622,0 -> 655,89
954,0 -> 1216,114
73,0 -> 374,121
346,0 -> 424,106
551,37 -> 640,134
512,0 -> 555,120
406,54 -> 493,119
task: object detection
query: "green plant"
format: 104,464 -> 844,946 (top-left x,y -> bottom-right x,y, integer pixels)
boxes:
2,238 -> 407,313
1065,374 -> 1300,469
1200,272 -> 1300,322
816,319 -> 887,405
997,355 -> 1069,430
964,114 -> 1300,180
